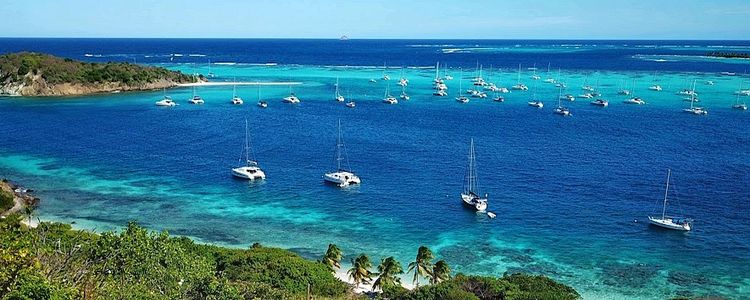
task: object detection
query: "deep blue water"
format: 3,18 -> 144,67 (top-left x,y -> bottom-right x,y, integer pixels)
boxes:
1,39 -> 750,299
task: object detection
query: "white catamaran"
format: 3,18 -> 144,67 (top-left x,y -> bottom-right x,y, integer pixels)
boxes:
648,169 -> 692,231
461,139 -> 488,212
231,119 -> 266,180
323,120 -> 361,187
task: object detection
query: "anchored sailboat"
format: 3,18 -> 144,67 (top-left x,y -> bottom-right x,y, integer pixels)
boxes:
323,120 -> 361,187
648,169 -> 692,231
461,139 -> 488,212
231,119 -> 266,180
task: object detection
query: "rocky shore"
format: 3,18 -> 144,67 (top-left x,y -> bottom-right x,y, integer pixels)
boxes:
0,178 -> 39,217
0,76 -> 185,97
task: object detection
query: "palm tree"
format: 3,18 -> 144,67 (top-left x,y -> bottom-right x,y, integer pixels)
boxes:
430,260 -> 451,284
347,254 -> 373,288
407,246 -> 434,287
373,256 -> 404,291
321,243 -> 343,273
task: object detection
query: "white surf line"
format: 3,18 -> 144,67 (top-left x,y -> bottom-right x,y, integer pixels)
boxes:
177,81 -> 303,87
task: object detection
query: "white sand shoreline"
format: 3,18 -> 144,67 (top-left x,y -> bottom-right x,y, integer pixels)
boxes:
177,81 -> 303,87
333,268 -> 415,294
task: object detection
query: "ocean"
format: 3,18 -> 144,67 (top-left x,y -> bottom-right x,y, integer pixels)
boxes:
1,39 -> 749,299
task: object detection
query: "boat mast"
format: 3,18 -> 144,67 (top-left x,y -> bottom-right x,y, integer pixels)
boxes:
336,119 -> 343,171
466,138 -> 477,194
435,62 -> 441,81
690,80 -> 696,109
335,77 -> 340,98
458,68 -> 463,97
517,63 -> 521,84
662,169 -> 671,220
244,118 -> 250,166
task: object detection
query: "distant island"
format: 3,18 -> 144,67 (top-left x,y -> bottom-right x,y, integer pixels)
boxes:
0,52 -> 202,97
706,51 -> 750,59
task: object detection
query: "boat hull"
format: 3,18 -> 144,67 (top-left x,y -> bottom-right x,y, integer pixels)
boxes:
648,216 -> 691,231
461,193 -> 487,212
323,171 -> 361,187
232,167 -> 266,180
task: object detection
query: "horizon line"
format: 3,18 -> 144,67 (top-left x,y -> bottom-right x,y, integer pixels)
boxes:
1,37 -> 750,42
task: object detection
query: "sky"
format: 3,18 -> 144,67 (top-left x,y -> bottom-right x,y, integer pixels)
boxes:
2,0 -> 750,39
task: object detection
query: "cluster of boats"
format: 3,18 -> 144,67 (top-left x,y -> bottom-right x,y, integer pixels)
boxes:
156,62 -> 748,117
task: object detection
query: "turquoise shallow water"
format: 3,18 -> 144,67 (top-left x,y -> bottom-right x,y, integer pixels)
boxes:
2,39 -> 750,299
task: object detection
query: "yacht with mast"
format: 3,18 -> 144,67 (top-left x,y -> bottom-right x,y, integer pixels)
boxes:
231,119 -> 266,180
456,69 -> 469,103
511,63 -> 529,90
648,169 -> 692,231
733,81 -> 748,110
282,85 -> 301,104
553,87 -> 571,116
334,77 -> 345,102
231,84 -> 243,105
188,86 -> 204,104
461,139 -> 488,212
323,120 -> 361,187
256,86 -> 268,108
682,80 -> 707,115
382,83 -> 398,104
155,88 -> 176,106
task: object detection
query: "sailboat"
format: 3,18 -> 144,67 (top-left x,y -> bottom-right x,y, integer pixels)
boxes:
334,77 -> 345,102
648,71 -> 662,91
256,85 -> 268,108
461,138 -> 488,212
400,84 -> 410,100
543,63 -> 555,83
207,59 -> 215,78
682,80 -> 707,115
155,88 -> 176,106
381,62 -> 390,81
231,119 -> 266,180
623,80 -> 645,104
530,63 -> 541,80
282,85 -> 301,103
456,69 -> 469,103
553,86 -> 571,116
323,120 -> 361,187
733,81 -> 748,110
511,63 -> 529,90
648,169 -> 692,231
188,86 -> 204,104
443,63 -> 453,80
527,81 -> 543,108
231,84 -> 243,105
398,68 -> 409,87
382,83 -> 398,104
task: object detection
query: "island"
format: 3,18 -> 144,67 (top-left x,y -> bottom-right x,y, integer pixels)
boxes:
0,52 -> 202,97
706,51 -> 750,59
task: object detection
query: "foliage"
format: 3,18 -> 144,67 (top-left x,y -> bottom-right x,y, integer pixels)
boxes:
0,220 -> 349,299
380,274 -> 580,300
321,243 -> 344,273
373,256 -> 404,291
347,254 -> 374,288
0,52 -> 197,86
0,189 -> 13,212
201,244 -> 349,297
407,246 -> 434,287
429,260 -> 451,284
